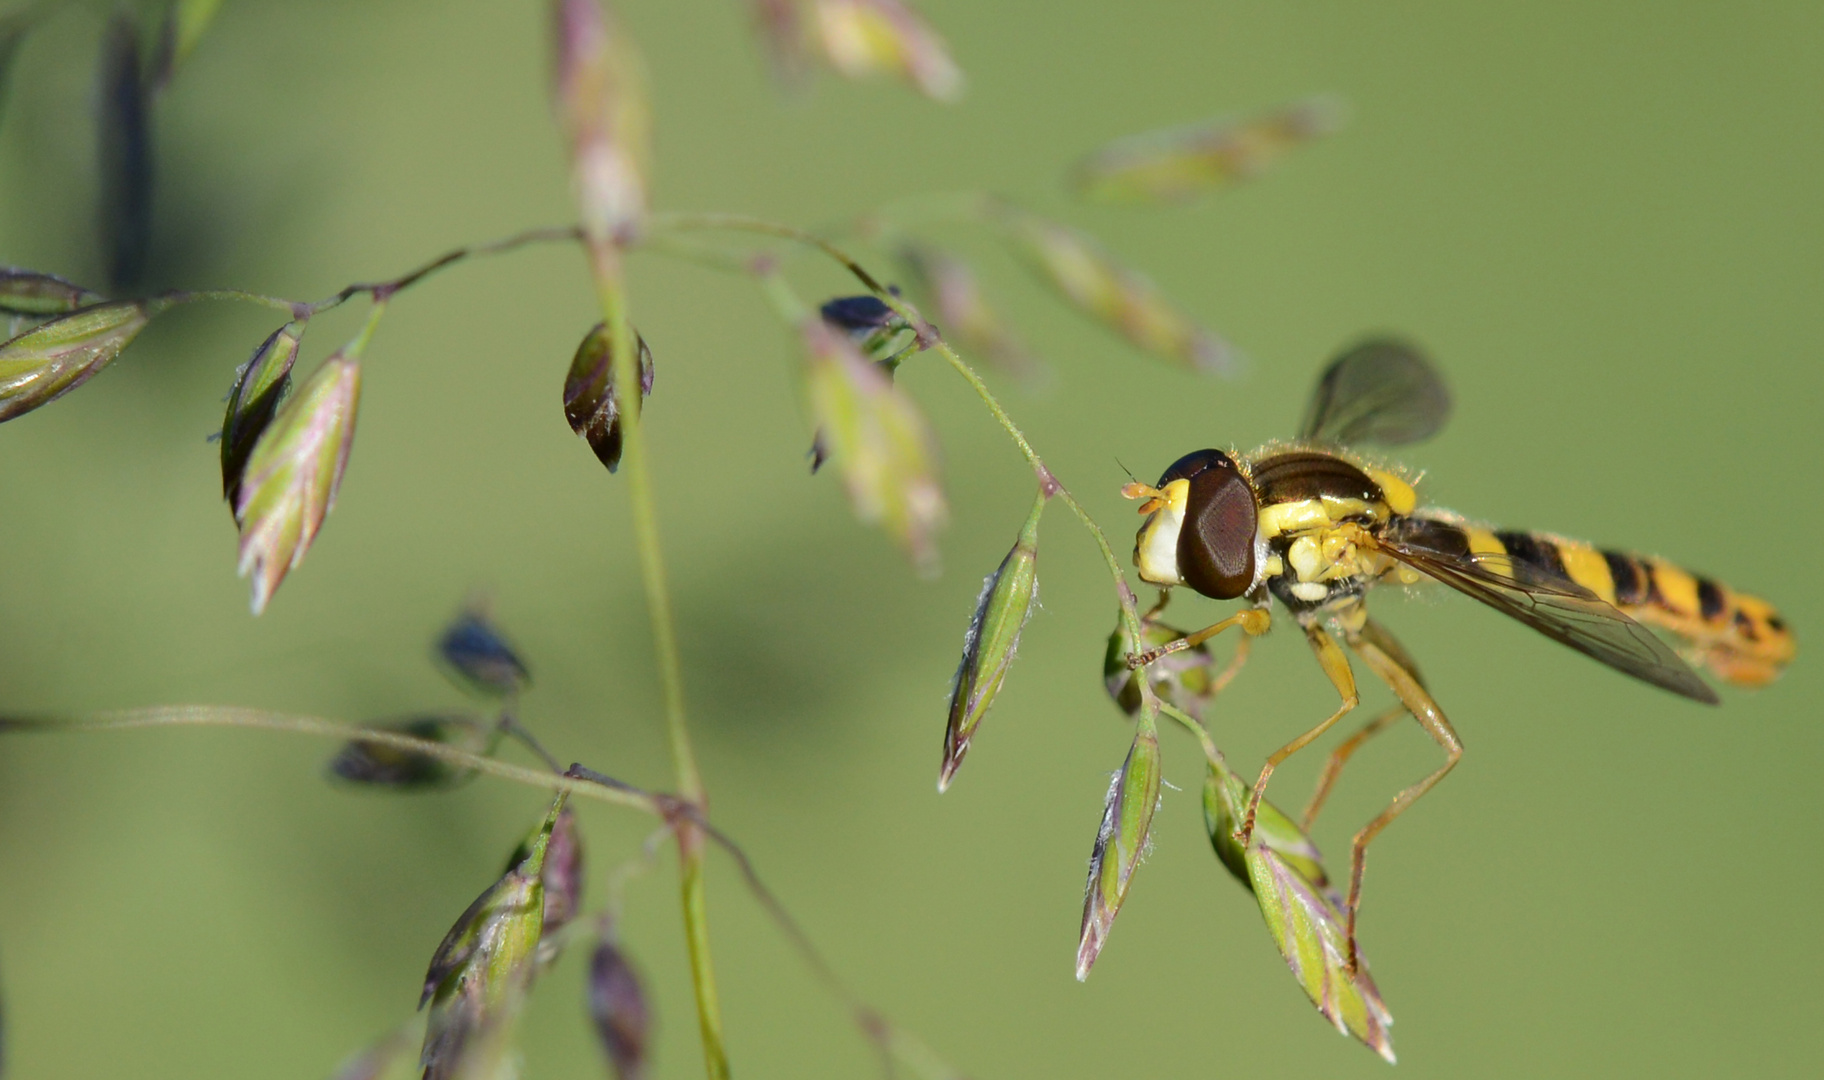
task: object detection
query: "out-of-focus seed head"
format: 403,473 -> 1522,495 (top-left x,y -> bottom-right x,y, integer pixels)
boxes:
327,1022 -> 419,1080
1073,97 -> 1346,204
563,321 -> 654,473
97,12 -> 153,289
233,355 -> 362,614
588,929 -> 652,1080
502,803 -> 584,945
0,268 -> 104,316
0,299 -> 153,423
220,321 -> 305,505
811,0 -> 963,102
552,0 -> 651,246
1005,212 -> 1240,375
327,715 -> 497,791
420,796 -> 566,1080
1076,722 -> 1161,980
802,316 -> 946,572
438,606 -> 532,697
1201,755 -> 1393,1061
818,292 -> 908,354
939,494 -> 1042,792
897,244 -> 1039,382
1103,615 -> 1219,720
747,0 -> 811,87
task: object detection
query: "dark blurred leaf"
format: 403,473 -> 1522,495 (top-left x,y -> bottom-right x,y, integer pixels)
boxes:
437,607 -> 531,697
0,9 -> 35,133
327,715 -> 494,791
152,0 -> 227,90
221,321 -> 304,505
588,933 -> 651,1080
0,269 -> 106,316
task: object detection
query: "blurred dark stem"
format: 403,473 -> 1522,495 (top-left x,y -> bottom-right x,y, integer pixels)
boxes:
98,12 -> 153,290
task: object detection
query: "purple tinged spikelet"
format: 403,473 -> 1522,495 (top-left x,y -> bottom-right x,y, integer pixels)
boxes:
1203,755 -> 1395,1062
0,300 -> 153,422
220,320 -> 305,505
1103,615 -> 1221,721
1076,723 -> 1161,980
802,316 -> 946,571
563,321 -> 653,472
1004,211 -> 1241,376
1072,96 -> 1346,205
233,354 -> 361,614
939,493 -> 1042,791
897,244 -> 1039,382
811,0 -> 963,102
420,796 -> 567,1080
552,0 -> 650,246
326,715 -> 495,791
588,929 -> 652,1080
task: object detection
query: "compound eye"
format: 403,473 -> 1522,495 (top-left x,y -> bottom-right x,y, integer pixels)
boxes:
1177,454 -> 1257,599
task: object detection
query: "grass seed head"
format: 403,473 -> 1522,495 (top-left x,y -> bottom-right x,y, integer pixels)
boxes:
939,495 -> 1042,791
221,321 -> 305,504
1073,96 -> 1346,204
438,606 -> 533,697
1076,724 -> 1161,980
327,715 -> 496,791
588,930 -> 652,1080
563,321 -> 653,473
233,355 -> 362,614
420,796 -> 567,1080
897,244 -> 1040,382
0,300 -> 152,422
802,316 -> 946,572
552,0 -> 651,246
1006,213 -> 1240,375
811,0 -> 963,102
1103,615 -> 1219,720
0,268 -> 104,316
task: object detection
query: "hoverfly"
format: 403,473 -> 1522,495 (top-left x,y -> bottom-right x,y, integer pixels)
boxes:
1121,339 -> 1794,968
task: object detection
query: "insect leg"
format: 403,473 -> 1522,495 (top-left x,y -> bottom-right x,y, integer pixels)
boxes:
1339,630 -> 1463,975
1127,605 -> 1270,669
1239,622 -> 1358,841
1141,588 -> 1171,623
1299,704 -> 1408,832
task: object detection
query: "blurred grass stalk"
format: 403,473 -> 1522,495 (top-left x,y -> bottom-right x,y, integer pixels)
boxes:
552,0 -> 727,1076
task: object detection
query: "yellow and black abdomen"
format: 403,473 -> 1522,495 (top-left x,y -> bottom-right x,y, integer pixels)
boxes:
1430,518 -> 1796,688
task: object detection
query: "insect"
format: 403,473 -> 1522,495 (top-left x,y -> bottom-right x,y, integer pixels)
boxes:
1120,339 -> 1795,969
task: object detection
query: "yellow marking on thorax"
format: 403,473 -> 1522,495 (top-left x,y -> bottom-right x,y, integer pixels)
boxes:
1257,496 -> 1384,541
1364,467 -> 1417,516
1555,542 -> 1617,604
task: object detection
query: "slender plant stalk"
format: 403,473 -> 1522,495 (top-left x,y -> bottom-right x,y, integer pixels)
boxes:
0,706 -> 660,812
584,238 -> 728,1080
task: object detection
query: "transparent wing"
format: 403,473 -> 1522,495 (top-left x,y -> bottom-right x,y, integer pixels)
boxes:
1372,523 -> 1718,703
1299,338 -> 1451,447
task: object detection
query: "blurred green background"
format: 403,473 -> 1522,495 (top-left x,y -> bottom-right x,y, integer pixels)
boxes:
1,0 -> 1819,1076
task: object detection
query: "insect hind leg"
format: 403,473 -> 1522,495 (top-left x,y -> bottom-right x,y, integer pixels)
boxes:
1239,621 -> 1359,841
1340,627 -> 1464,975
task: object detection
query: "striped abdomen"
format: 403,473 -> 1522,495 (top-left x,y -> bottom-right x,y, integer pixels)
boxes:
1416,517 -> 1794,688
